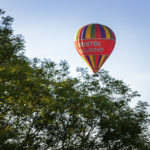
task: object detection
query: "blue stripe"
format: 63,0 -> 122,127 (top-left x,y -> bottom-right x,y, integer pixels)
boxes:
98,25 -> 106,38
86,55 -> 93,69
97,55 -> 102,67
81,25 -> 88,39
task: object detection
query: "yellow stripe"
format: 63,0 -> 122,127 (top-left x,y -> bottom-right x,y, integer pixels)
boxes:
102,25 -> 110,39
74,28 -> 81,41
81,56 -> 92,69
85,24 -> 92,39
89,55 -> 95,68
98,55 -> 105,69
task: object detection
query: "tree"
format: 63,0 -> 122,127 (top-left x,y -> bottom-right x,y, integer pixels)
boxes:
0,9 -> 150,150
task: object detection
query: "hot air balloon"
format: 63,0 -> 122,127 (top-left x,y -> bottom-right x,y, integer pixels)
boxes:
74,23 -> 116,74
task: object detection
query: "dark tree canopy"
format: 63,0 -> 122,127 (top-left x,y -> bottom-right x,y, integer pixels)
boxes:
0,9 -> 150,150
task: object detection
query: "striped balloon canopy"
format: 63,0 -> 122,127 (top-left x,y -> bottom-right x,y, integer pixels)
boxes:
74,23 -> 116,73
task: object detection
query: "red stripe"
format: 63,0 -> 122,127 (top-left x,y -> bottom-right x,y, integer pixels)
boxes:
95,24 -> 101,38
77,27 -> 85,50
85,56 -> 93,71
78,27 -> 84,41
95,55 -> 99,69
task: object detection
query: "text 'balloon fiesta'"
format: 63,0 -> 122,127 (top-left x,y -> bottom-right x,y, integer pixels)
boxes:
74,23 -> 116,73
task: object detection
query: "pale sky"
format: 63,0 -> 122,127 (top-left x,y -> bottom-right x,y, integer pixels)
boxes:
1,0 -> 150,108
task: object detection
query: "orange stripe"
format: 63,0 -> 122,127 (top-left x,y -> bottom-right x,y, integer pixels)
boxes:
85,24 -> 92,39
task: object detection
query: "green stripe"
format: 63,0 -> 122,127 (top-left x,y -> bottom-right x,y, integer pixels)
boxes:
75,27 -> 82,41
101,56 -> 107,65
93,55 -> 96,67
90,24 -> 96,38
106,27 -> 113,39
76,30 -> 80,41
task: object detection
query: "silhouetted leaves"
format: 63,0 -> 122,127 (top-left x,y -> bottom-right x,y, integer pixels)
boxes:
0,9 -> 150,150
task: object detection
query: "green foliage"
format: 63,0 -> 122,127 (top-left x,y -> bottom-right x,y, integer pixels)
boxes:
0,9 -> 150,150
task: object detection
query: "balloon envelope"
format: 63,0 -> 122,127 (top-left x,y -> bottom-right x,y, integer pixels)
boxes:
74,23 -> 116,73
